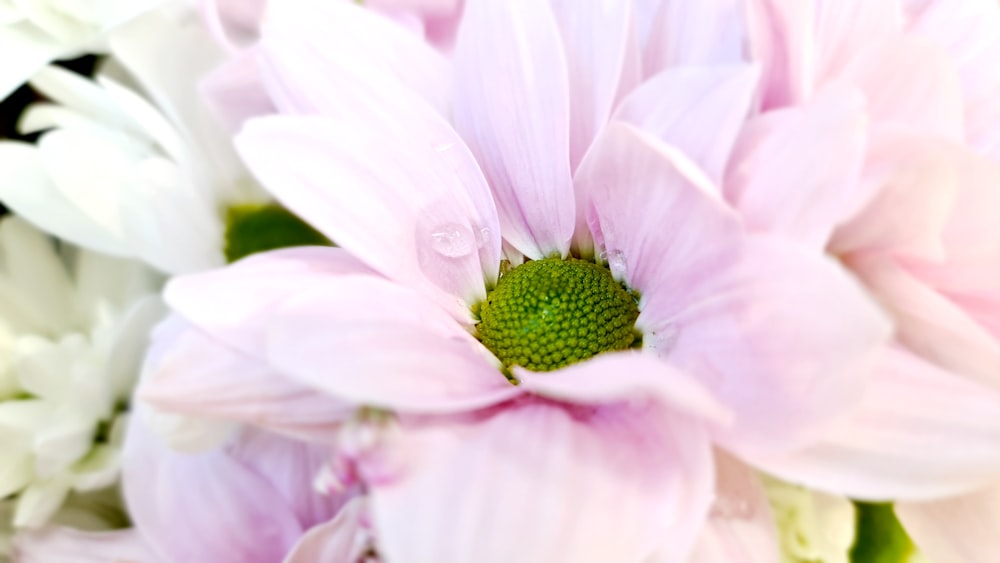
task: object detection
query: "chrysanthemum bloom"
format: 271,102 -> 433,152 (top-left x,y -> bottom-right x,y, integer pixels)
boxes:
661,0 -> 1000,559
0,216 -> 160,534
0,3 -> 266,275
126,1 -> 899,560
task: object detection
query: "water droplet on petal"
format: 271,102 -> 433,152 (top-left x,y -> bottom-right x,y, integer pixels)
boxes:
606,249 -> 627,277
430,222 -> 476,258
476,227 -> 491,249
434,142 -> 455,153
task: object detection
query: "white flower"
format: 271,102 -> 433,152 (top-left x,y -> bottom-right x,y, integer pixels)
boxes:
0,0 -> 164,100
0,216 -> 162,530
0,2 -> 263,275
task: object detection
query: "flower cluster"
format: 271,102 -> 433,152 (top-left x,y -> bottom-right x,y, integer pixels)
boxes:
1,0 -> 999,562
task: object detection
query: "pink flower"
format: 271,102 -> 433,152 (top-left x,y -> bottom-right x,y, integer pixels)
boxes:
135,0 -> 894,560
661,0 -> 1000,558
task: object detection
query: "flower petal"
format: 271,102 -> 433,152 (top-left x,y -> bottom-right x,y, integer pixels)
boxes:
830,131 -> 959,260
849,255 -> 1000,392
660,236 -> 891,455
836,34 -> 963,140
369,399 -> 714,563
746,0 -> 816,108
907,0 -> 1000,158
724,83 -> 868,249
747,347 -> 1000,500
575,121 -> 742,302
163,246 -> 376,357
258,0 -> 451,115
896,483 -> 1000,563
265,281 -> 521,414
644,0 -> 749,75
199,48 -> 275,135
0,141 -> 127,257
684,452 -> 780,563
514,352 -> 730,425
140,315 -> 354,442
617,64 -> 759,188
122,416 -> 317,562
282,497 -> 370,563
549,0 -> 639,170
108,5 -> 244,199
235,113 -> 500,306
0,23 -> 68,101
452,0 -> 575,259
813,0 -> 903,79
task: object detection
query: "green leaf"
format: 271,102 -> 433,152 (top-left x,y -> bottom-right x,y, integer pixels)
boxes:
224,203 -> 333,263
850,502 -> 917,563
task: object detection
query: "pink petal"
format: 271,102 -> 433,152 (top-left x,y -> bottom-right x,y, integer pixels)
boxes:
452,0 -> 575,259
282,498 -> 370,563
574,121 -> 742,302
198,0 -> 265,52
908,0 -> 1000,158
812,0 -> 903,80
907,148 -> 1000,292
746,0 -> 816,108
122,415 -> 332,562
228,429 -> 349,531
748,347 -> 1000,500
643,0 -> 749,75
725,83 -> 868,249
140,315 -> 353,442
163,247 -> 377,357
896,482 -> 1000,563
199,47 -> 275,136
235,114 -> 501,306
849,255 -> 1000,392
259,0 -> 451,114
266,280 -> 522,414
659,236 -> 891,455
684,452 -> 780,563
514,351 -> 730,425
830,131 -> 959,260
616,64 -> 760,187
369,399 -> 715,563
12,527 -> 156,563
549,0 -> 639,170
835,35 -> 963,140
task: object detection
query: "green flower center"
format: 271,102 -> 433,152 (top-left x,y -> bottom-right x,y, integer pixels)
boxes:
475,258 -> 640,373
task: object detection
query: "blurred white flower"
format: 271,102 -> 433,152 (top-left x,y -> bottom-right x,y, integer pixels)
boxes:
0,2 -> 263,275
0,216 -> 162,531
0,0 -> 164,100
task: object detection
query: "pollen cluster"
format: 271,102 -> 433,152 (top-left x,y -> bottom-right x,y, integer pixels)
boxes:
476,258 -> 640,373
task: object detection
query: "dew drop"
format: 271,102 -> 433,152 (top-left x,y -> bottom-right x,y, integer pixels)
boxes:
476,227 -> 492,249
429,222 -> 476,258
606,249 -> 627,277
